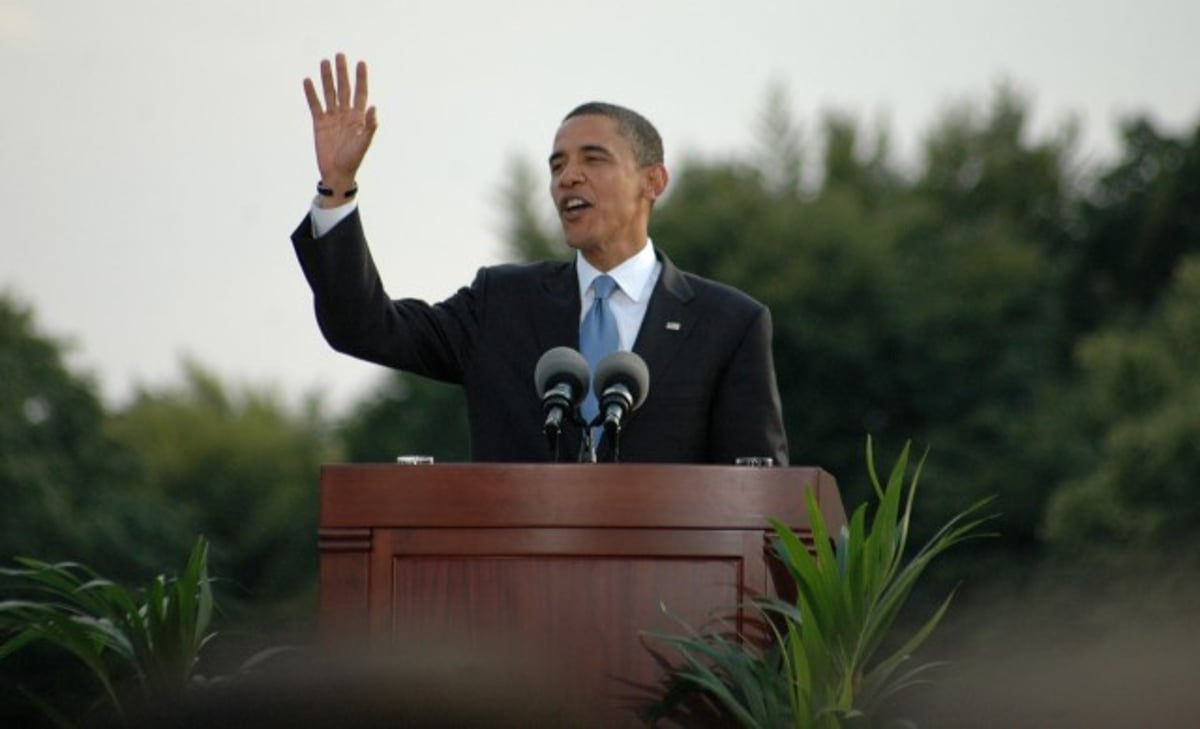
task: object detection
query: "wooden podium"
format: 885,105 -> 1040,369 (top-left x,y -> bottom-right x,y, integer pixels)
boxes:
318,463 -> 844,726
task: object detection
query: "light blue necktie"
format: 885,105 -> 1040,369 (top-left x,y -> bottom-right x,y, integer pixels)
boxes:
579,274 -> 619,432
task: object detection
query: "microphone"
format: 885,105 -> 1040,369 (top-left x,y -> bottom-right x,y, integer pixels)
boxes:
592,351 -> 650,455
534,347 -> 590,456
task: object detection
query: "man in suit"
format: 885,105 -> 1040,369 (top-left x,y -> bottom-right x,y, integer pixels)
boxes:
292,54 -> 788,464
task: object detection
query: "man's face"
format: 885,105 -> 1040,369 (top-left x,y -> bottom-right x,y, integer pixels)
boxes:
549,114 -> 661,267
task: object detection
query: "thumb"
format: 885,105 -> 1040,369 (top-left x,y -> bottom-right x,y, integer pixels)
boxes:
360,106 -> 379,141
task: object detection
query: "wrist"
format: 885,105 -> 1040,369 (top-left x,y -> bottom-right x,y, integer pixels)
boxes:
317,179 -> 358,200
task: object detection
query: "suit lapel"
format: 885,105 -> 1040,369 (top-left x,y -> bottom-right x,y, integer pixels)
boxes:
541,251 -> 695,362
537,260 -> 589,458
632,250 -> 696,384
593,251 -> 696,461
537,259 -> 582,353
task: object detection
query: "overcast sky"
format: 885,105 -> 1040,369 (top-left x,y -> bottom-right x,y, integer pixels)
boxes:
2,0 -> 1197,414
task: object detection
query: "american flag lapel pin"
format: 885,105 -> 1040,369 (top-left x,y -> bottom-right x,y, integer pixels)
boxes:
666,321 -> 681,331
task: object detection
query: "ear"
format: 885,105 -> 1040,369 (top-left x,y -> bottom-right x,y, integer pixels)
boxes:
643,163 -> 669,202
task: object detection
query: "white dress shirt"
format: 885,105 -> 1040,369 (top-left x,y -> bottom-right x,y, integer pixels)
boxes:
575,243 -> 662,350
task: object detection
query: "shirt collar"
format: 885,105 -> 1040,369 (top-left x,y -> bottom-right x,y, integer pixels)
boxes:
576,239 -> 658,303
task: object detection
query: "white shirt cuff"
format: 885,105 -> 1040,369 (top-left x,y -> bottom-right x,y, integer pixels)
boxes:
309,197 -> 358,238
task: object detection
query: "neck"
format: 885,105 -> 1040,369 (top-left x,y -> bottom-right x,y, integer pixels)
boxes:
581,237 -> 648,272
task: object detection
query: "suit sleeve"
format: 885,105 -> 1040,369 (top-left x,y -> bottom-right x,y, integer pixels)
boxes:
707,305 -> 790,466
290,209 -> 480,383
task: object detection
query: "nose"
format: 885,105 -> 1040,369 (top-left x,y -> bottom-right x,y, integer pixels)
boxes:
556,159 -> 585,187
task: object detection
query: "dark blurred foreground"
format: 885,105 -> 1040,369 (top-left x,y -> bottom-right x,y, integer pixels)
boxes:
891,573 -> 1200,728
95,640 -> 585,729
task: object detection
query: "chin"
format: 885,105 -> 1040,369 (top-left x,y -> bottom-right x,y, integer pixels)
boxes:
562,235 -> 591,252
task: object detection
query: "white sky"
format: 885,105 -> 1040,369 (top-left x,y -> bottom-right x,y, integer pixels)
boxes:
2,0 -> 1197,414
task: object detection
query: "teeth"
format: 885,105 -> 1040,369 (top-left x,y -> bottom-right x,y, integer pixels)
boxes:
564,198 -> 588,211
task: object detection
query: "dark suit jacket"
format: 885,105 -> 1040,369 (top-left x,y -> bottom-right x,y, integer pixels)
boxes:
292,210 -> 788,464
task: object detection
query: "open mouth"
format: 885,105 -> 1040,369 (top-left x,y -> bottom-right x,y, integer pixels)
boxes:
560,197 -> 592,219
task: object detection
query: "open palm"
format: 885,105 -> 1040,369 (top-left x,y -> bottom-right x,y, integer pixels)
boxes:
303,53 -> 378,192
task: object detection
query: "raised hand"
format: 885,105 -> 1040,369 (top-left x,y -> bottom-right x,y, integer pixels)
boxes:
303,53 -> 378,204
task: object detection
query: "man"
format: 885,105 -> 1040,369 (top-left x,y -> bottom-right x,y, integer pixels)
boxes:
292,54 -> 788,464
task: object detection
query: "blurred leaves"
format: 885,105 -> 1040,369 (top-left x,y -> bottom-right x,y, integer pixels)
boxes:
338,370 -> 469,464
1043,256 -> 1200,566
104,360 -> 336,614
0,295 -> 145,578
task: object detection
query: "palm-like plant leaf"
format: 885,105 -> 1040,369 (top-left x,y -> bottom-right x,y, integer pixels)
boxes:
646,438 -> 995,727
0,536 -> 217,722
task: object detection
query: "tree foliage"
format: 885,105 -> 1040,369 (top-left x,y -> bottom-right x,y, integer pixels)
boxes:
338,371 -> 469,463
104,361 -> 336,613
0,294 -> 145,578
650,87 -> 1073,566
1061,116 -> 1200,333
1043,255 -> 1200,566
498,154 -> 566,262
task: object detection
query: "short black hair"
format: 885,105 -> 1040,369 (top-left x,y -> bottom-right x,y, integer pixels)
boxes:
562,101 -> 664,168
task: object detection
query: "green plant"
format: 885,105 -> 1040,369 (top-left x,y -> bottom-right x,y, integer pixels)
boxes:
0,536 -> 215,725
645,438 -> 994,727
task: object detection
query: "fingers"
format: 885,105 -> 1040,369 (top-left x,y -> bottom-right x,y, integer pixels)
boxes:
335,53 -> 351,109
353,60 -> 370,112
320,58 -> 336,113
306,54 -> 370,116
303,77 -> 322,118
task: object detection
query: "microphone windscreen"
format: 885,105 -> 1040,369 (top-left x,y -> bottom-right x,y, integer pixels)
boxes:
534,347 -> 590,403
594,351 -> 650,410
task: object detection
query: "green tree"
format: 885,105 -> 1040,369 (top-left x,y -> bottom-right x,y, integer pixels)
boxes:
339,371 -> 470,463
105,361 -> 337,620
915,82 -> 1080,250
817,110 -> 899,208
499,154 -> 565,262
1061,116 -> 1200,334
646,86 -> 1079,598
1043,255 -> 1200,568
0,292 -> 151,577
0,292 -> 183,725
751,79 -> 806,199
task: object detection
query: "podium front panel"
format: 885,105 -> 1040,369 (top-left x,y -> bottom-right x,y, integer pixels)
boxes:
318,464 -> 843,726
